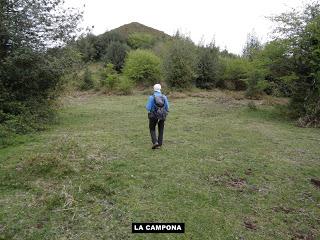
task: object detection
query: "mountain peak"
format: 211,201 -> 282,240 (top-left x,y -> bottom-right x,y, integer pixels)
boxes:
110,22 -> 170,39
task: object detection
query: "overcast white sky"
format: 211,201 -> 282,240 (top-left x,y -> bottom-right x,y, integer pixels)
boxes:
65,0 -> 305,54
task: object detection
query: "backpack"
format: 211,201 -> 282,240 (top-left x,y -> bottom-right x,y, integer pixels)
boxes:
153,94 -> 167,120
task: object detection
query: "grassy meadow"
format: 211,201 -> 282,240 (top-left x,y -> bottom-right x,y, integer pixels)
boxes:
0,90 -> 319,239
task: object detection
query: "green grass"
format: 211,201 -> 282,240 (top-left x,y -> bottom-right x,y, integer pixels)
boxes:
0,91 -> 319,239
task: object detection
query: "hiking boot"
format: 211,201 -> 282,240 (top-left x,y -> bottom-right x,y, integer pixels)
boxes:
152,143 -> 159,149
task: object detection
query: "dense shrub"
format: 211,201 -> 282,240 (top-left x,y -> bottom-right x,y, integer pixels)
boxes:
128,33 -> 156,49
245,69 -> 269,99
76,34 -> 98,62
0,0 -> 82,145
123,49 -> 161,85
219,57 -> 251,90
0,48 -> 69,136
103,41 -> 129,72
162,37 -> 197,88
253,40 -> 295,96
99,64 -> 133,94
76,32 -> 127,62
95,32 -> 126,59
242,31 -> 263,60
196,43 -> 221,89
289,16 -> 320,126
80,68 -> 94,90
117,76 -> 134,95
100,63 -> 119,90
271,1 -> 320,126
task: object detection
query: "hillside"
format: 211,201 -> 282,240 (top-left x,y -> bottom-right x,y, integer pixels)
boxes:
1,91 -> 319,239
110,22 -> 171,39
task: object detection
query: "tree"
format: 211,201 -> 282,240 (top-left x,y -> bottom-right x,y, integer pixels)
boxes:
245,69 -> 269,99
196,42 -> 221,89
0,0 -> 82,57
94,31 -> 126,60
271,1 -> 320,126
123,49 -> 161,85
80,68 -> 94,90
219,56 -> 251,90
163,36 -> 197,88
254,40 -> 296,96
104,41 -> 130,72
242,31 -> 263,61
76,34 -> 98,62
127,33 -> 156,49
0,0 -> 82,138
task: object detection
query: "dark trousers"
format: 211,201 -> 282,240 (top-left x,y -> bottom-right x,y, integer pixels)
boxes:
149,116 -> 165,145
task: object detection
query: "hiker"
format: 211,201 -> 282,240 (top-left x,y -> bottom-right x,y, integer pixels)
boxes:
146,84 -> 170,149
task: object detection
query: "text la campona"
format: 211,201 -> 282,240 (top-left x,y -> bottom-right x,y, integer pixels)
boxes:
134,224 -> 182,231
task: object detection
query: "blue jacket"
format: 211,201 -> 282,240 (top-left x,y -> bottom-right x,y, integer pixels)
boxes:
146,91 -> 169,112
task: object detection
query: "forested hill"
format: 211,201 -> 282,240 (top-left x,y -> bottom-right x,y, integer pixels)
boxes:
74,22 -> 172,63
110,22 -> 170,39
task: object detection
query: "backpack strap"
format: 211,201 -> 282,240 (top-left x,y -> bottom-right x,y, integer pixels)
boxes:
153,93 -> 164,110
153,93 -> 157,110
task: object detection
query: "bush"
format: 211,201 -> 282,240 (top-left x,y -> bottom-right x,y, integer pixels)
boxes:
163,37 -> 197,88
270,2 -> 320,127
99,64 -> 133,94
196,43 -> 221,89
117,76 -> 134,95
103,41 -> 130,72
0,47 -> 71,146
247,101 -> 257,110
123,49 -> 161,85
100,63 -> 119,90
219,57 -> 251,90
253,40 -> 294,97
80,68 -> 94,90
245,69 -> 269,99
128,33 -> 156,49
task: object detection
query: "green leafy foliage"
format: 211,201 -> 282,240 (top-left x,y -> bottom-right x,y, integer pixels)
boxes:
111,22 -> 169,39
0,0 -> 82,145
99,64 -> 133,94
219,57 -> 251,90
128,32 -> 156,49
271,1 -> 320,126
246,69 -> 269,99
162,36 -> 197,88
123,49 -> 161,85
117,76 -> 134,95
104,42 -> 130,72
80,68 -> 94,90
0,0 -> 82,57
100,63 -> 119,90
253,40 -> 295,96
242,31 -> 263,60
76,34 -> 98,62
75,32 -> 127,62
196,43 -> 221,89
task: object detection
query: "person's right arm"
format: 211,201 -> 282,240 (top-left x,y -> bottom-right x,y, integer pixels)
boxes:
164,96 -> 169,112
146,96 -> 153,112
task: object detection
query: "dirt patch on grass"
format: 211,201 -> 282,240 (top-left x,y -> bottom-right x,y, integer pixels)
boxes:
228,178 -> 247,188
291,230 -> 316,240
244,217 -> 258,230
272,206 -> 295,214
206,172 -> 248,190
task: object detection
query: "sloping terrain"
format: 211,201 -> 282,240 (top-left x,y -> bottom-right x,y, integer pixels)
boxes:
0,91 -> 319,239
110,22 -> 170,39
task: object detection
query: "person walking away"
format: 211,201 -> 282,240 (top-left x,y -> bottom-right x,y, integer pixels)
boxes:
146,84 -> 169,149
